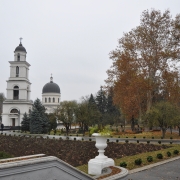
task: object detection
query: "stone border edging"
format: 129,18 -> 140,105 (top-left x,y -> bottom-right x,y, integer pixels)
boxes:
129,155 -> 180,174
95,166 -> 128,180
0,154 -> 45,163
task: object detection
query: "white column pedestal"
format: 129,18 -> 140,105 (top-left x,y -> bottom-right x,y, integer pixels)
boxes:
88,157 -> 114,175
88,133 -> 115,175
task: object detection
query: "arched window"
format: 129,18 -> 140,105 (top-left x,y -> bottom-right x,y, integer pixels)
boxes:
53,97 -> 55,103
13,86 -> 19,100
58,98 -> 59,103
17,53 -> 20,61
16,66 -> 19,77
10,109 -> 18,113
45,98 -> 47,103
49,97 -> 51,102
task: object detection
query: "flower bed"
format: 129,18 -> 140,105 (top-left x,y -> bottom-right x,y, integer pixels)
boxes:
0,135 -> 168,167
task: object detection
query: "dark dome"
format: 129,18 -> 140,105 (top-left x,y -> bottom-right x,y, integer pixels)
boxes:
42,82 -> 60,93
14,43 -> 26,53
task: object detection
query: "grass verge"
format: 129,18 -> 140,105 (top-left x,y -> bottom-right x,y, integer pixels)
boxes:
76,144 -> 180,174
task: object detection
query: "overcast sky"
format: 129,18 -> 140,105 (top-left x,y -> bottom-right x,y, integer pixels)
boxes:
0,0 -> 180,102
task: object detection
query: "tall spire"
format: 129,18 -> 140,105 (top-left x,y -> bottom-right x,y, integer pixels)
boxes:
50,73 -> 53,83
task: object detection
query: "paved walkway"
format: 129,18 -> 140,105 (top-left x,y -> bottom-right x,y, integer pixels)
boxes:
119,156 -> 180,180
2,130 -> 180,144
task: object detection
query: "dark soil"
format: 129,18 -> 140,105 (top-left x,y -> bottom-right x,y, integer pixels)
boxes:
97,166 -> 121,180
0,135 -> 168,167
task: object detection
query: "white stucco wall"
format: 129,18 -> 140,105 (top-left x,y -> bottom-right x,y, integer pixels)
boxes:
6,81 -> 31,100
42,93 -> 60,114
2,102 -> 32,126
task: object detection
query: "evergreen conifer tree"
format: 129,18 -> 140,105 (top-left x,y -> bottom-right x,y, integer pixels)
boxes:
96,87 -> 107,128
30,108 -> 43,134
21,112 -> 30,132
30,98 -> 49,134
88,94 -> 101,126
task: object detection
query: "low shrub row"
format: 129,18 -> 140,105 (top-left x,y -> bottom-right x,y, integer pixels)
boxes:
116,136 -> 173,140
120,150 -> 179,167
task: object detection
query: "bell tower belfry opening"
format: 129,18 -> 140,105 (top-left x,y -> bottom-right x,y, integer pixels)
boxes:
2,39 -> 33,129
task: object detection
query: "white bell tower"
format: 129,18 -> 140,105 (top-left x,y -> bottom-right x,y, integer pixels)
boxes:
2,38 -> 33,129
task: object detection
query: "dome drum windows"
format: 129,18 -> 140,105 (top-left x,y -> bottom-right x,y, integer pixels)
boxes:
13,86 -> 19,100
44,97 -> 58,103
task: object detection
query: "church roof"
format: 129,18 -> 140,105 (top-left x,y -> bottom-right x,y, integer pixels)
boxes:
42,76 -> 60,94
14,43 -> 27,53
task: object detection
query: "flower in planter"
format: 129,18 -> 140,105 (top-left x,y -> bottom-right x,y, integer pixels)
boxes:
98,129 -> 112,136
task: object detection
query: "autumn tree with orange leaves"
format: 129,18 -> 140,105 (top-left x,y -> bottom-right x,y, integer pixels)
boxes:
106,9 -> 180,122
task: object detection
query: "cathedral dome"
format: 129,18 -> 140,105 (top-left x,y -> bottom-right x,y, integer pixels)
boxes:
14,43 -> 26,53
42,76 -> 60,94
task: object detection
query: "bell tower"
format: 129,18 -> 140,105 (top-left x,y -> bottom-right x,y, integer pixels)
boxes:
2,39 -> 33,129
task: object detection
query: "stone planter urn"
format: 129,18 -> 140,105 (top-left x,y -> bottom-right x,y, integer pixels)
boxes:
88,133 -> 114,175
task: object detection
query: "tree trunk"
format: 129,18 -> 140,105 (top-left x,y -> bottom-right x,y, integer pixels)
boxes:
65,123 -> 70,136
147,90 -> 152,112
170,126 -> 172,134
178,126 -> 180,136
161,127 -> 166,138
139,106 -> 142,124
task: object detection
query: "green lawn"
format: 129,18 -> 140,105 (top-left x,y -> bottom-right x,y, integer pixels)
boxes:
77,144 -> 180,174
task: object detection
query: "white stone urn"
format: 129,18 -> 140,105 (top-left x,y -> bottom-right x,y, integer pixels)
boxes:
88,133 -> 114,175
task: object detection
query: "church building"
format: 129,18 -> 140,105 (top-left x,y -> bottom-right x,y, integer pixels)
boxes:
2,41 -> 33,129
42,75 -> 61,114
1,40 -> 61,129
